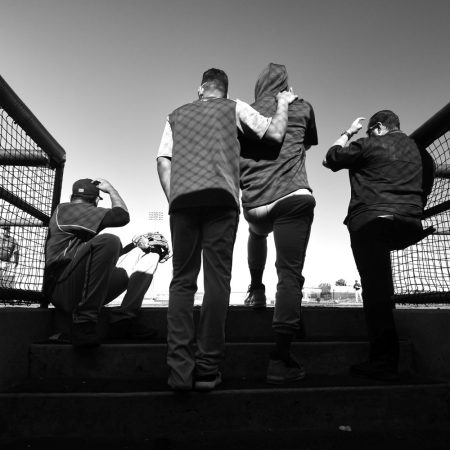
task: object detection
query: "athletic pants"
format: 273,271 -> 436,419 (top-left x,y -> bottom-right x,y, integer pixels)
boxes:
51,234 -> 159,323
244,194 -> 315,336
350,218 -> 400,366
167,207 -> 238,390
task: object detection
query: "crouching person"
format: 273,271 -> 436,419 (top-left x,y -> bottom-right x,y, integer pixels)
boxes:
44,178 -> 167,348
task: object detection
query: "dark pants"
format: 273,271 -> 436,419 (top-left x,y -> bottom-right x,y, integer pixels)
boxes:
350,218 -> 401,366
51,234 -> 140,323
167,207 -> 239,390
245,195 -> 315,335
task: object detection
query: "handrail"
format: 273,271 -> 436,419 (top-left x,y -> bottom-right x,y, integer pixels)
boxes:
0,75 -> 66,168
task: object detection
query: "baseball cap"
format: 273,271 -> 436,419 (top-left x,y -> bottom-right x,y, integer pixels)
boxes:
72,178 -> 102,200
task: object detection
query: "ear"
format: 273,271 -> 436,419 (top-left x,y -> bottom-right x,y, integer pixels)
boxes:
378,122 -> 389,135
372,122 -> 382,135
198,85 -> 204,98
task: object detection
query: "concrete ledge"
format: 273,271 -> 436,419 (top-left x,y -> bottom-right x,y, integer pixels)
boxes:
1,306 -> 450,391
0,307 -> 53,390
0,383 -> 449,440
28,340 -> 412,382
396,308 -> 450,379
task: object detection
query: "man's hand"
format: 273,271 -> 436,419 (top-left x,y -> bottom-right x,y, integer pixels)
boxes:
348,117 -> 366,135
264,87 -> 298,143
92,178 -> 114,194
328,116 -> 366,152
276,87 -> 298,105
92,178 -> 128,212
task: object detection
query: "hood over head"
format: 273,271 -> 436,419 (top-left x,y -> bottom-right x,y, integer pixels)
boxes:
254,63 -> 289,101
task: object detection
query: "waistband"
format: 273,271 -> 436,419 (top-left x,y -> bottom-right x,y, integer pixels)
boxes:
245,188 -> 312,213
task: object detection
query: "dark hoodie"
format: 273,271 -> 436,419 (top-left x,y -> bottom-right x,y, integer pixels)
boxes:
239,63 -> 318,209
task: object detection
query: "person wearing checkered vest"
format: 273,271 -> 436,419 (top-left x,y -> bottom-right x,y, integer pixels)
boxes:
157,68 -> 298,391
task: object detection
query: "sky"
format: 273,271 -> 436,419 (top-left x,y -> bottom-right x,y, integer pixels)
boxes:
1,0 -> 449,296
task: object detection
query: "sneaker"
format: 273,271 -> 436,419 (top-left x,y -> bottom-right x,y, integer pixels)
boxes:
48,332 -> 71,344
350,360 -> 399,381
243,284 -> 267,309
266,356 -> 306,384
107,319 -> 158,340
70,321 -> 100,349
194,372 -> 222,391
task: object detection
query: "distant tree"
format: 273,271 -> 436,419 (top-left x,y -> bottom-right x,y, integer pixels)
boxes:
319,282 -> 331,295
335,279 -> 347,286
318,282 -> 331,301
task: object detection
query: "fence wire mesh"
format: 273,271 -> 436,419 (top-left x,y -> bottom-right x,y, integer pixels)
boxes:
392,127 -> 450,303
0,85 -> 64,304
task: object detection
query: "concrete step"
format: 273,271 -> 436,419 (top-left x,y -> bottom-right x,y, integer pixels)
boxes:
1,380 -> 449,444
3,429 -> 450,450
52,305 -> 368,341
28,340 -> 413,382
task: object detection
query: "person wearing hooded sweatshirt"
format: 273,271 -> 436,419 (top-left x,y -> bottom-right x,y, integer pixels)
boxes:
240,63 -> 318,384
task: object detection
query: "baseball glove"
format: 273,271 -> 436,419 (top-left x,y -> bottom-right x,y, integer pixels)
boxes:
132,231 -> 171,262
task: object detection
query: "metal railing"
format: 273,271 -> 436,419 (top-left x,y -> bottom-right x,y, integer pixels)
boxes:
392,102 -> 450,303
0,75 -> 65,303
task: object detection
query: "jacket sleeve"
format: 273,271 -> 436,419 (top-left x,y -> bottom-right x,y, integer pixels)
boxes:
325,139 -> 364,172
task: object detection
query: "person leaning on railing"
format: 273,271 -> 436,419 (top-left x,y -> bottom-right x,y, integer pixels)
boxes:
323,110 -> 435,381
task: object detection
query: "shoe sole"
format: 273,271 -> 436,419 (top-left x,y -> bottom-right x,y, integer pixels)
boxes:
266,370 -> 306,385
194,374 -> 222,391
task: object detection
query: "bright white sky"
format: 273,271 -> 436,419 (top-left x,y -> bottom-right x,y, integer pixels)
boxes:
1,0 -> 449,296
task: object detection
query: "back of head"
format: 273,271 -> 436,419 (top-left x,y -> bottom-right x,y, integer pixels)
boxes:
254,63 -> 288,101
201,68 -> 228,97
368,110 -> 400,132
71,178 -> 100,204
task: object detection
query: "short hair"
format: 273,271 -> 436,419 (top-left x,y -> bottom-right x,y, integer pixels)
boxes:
368,110 -> 400,131
201,68 -> 228,96
70,194 -> 97,204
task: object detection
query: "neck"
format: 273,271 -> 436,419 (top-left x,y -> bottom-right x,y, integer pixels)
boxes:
200,89 -> 224,100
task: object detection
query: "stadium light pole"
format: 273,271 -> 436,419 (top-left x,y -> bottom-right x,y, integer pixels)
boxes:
148,210 -> 165,301
148,210 -> 164,231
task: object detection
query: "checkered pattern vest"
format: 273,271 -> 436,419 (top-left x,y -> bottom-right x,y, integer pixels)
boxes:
168,98 -> 240,211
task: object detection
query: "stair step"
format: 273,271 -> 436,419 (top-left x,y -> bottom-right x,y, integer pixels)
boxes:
1,381 -> 449,442
29,340 -> 413,381
10,372 -> 440,393
3,428 -> 450,450
53,305 -> 368,340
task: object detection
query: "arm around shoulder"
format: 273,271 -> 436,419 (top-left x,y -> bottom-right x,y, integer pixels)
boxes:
263,89 -> 298,143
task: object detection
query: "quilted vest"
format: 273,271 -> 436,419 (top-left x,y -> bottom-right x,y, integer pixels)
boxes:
168,98 -> 240,212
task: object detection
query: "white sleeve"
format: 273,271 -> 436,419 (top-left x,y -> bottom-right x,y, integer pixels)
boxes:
157,118 -> 173,159
235,99 -> 272,138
